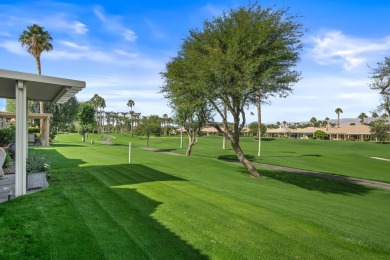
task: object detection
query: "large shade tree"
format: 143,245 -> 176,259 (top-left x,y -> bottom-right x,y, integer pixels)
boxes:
161,4 -> 304,177
370,57 -> 390,115
19,24 -> 53,145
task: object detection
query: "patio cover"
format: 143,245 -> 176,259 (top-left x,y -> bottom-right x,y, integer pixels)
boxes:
0,69 -> 85,197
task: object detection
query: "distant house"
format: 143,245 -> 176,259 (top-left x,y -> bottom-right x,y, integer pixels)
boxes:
200,126 -> 219,136
266,126 -> 326,139
200,126 -> 253,136
241,127 -> 253,137
327,125 -> 374,141
265,125 -> 377,141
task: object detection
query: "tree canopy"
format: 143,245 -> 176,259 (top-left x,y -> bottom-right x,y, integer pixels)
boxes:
135,115 -> 162,147
161,3 -> 304,177
77,103 -> 96,142
370,57 -> 390,115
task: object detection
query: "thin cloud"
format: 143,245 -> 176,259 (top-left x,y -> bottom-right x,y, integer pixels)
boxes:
309,31 -> 390,71
72,21 -> 88,34
0,40 -> 27,55
59,41 -> 89,50
93,6 -> 137,42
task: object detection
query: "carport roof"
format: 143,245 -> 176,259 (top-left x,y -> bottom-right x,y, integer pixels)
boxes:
0,69 -> 85,103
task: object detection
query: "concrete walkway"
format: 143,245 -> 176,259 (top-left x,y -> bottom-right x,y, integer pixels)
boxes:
0,174 -> 47,203
100,135 -> 115,145
0,174 -> 15,202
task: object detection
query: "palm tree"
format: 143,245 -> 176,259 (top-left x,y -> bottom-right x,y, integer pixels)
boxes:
335,108 -> 343,128
324,117 -> 330,130
282,121 -> 287,128
310,117 -> 317,127
358,112 -> 368,125
127,99 -> 135,136
372,112 -> 379,118
89,94 -> 105,134
19,24 -> 53,145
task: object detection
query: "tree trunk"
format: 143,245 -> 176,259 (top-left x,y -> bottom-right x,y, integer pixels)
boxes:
82,133 -> 86,142
186,131 -> 197,156
180,129 -> 183,149
231,139 -> 259,177
223,105 -> 227,150
146,136 -> 149,147
36,57 -> 46,146
257,90 -> 261,157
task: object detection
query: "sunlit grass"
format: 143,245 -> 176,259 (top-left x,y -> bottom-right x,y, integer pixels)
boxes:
0,133 -> 389,259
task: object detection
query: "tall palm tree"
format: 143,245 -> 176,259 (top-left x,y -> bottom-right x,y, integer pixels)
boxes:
335,108 -> 343,128
324,117 -> 330,130
19,24 -> 53,145
127,99 -> 135,136
358,112 -> 368,125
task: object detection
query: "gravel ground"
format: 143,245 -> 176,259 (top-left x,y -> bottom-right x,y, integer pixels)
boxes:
3,160 -> 15,175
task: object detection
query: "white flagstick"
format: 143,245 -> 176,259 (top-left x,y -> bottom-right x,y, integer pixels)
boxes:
128,142 -> 131,164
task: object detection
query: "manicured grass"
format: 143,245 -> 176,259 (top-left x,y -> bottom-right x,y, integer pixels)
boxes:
0,133 -> 389,259
113,134 -> 390,183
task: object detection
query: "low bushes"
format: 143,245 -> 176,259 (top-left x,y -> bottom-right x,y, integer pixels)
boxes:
0,127 -> 15,146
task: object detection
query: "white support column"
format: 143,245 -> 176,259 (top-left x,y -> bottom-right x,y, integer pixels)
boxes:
15,80 -> 27,196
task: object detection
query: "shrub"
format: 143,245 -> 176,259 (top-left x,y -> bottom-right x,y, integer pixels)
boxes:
28,126 -> 40,134
26,151 -> 50,173
50,130 -> 57,141
348,136 -> 356,141
314,130 -> 328,140
0,127 -> 15,146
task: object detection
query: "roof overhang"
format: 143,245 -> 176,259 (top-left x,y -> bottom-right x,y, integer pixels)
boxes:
0,69 -> 85,103
0,111 -> 52,119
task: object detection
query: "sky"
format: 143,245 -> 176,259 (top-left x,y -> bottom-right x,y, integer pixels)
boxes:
0,0 -> 389,124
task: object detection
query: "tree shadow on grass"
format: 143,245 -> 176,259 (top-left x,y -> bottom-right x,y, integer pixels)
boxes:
237,168 -> 372,195
218,154 -> 256,161
218,154 -> 322,161
49,164 -> 208,259
50,143 -> 85,147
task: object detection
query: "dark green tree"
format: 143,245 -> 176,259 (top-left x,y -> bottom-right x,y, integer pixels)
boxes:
161,4 -> 304,177
314,130 -> 328,140
370,118 -> 390,144
248,122 -> 267,137
77,103 -> 96,142
29,97 -> 79,133
135,115 -> 162,147
370,57 -> 390,115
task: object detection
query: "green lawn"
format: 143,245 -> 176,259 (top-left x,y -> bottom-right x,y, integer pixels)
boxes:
114,134 -> 390,183
0,133 -> 389,259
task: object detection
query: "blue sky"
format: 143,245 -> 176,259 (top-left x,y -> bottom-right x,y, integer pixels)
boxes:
0,0 -> 389,123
